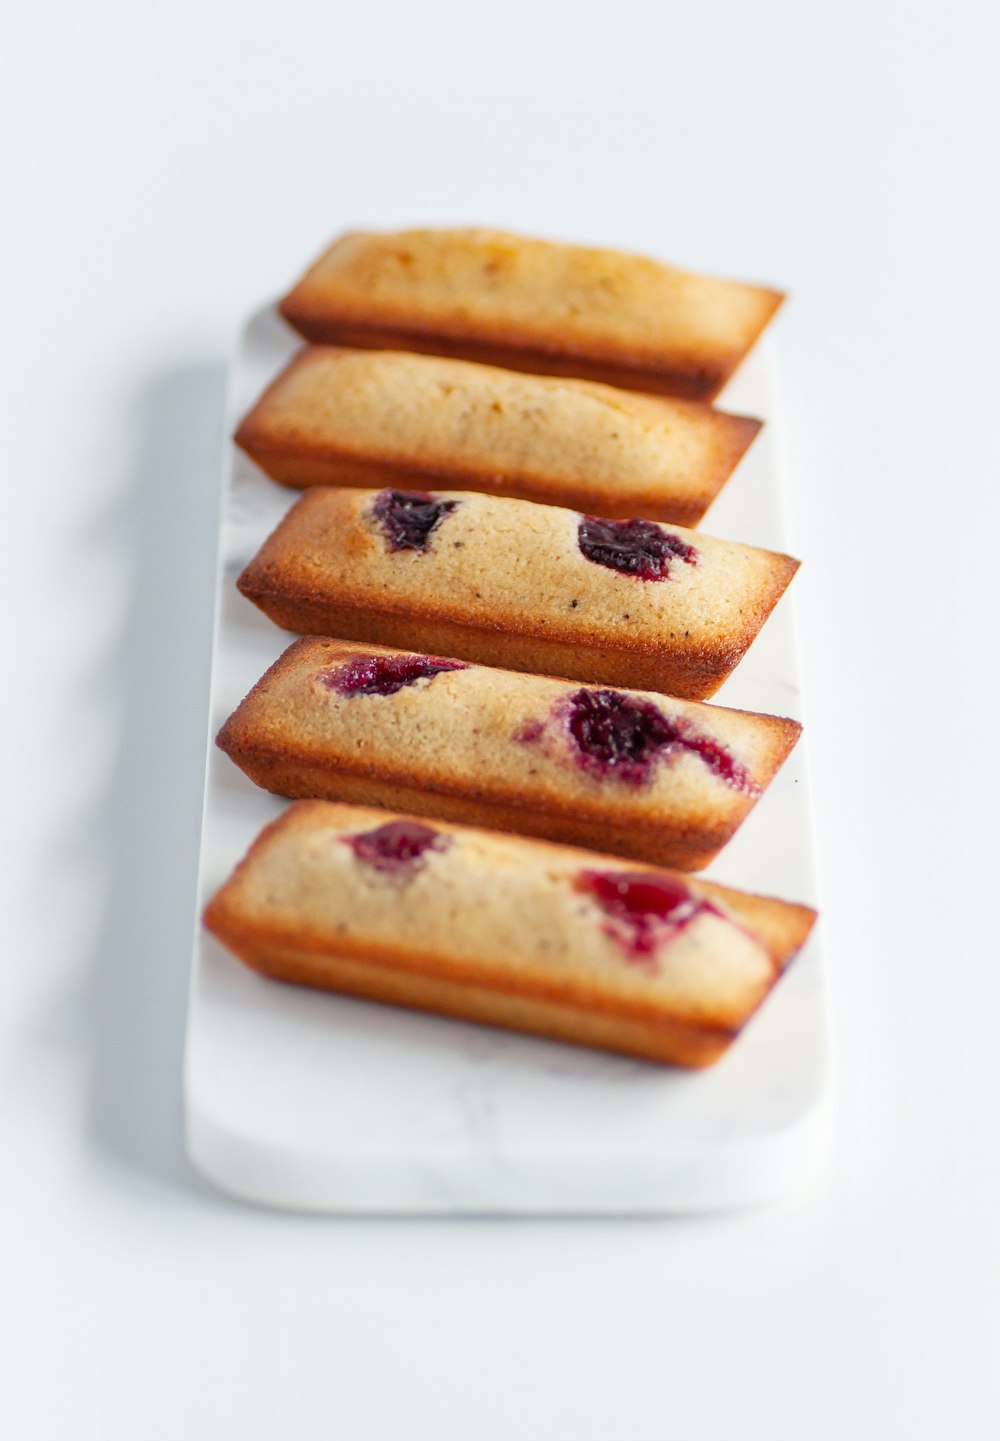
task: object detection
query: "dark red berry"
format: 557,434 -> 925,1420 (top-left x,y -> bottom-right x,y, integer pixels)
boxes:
577,868 -> 714,959
344,820 -> 450,874
562,688 -> 752,790
577,515 -> 696,580
321,653 -> 468,697
372,489 -> 457,551
566,688 -> 675,782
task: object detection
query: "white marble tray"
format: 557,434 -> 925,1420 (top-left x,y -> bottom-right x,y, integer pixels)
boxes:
183,309 -> 830,1213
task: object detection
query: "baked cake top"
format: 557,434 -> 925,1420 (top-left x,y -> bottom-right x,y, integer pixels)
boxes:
205,800 -> 816,1032
279,228 -> 784,397
217,636 -> 801,831
237,486 -> 799,660
234,345 -> 761,522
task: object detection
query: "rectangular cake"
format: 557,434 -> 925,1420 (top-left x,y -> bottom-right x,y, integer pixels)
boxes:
234,346 -> 761,526
278,228 -> 784,402
204,802 -> 817,1068
236,486 -> 799,699
217,637 -> 801,870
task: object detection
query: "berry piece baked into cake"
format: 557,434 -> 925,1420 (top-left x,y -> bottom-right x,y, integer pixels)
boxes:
236,487 -> 799,699
203,802 -> 816,1068
234,346 -> 761,525
277,228 -> 784,402
217,637 -> 801,870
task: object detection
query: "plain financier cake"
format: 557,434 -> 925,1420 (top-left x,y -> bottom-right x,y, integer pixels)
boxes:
203,801 -> 817,1068
277,228 -> 784,402
217,637 -> 801,870
234,346 -> 761,526
236,487 -> 799,699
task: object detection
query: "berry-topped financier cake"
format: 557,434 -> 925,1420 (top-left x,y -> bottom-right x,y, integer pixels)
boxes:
217,637 -> 801,870
277,228 -> 784,402
233,346 -> 761,526
236,487 -> 799,700
203,801 -> 817,1068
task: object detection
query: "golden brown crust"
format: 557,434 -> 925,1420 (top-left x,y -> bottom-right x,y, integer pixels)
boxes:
277,229 -> 784,401
204,801 -> 816,1068
234,346 -> 762,525
228,941 -> 736,1068
236,488 -> 799,701
216,637 -> 801,871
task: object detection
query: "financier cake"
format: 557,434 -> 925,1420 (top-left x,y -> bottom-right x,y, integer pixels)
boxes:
278,228 -> 784,402
234,346 -> 761,525
236,487 -> 799,699
217,637 -> 801,870
203,801 -> 817,1068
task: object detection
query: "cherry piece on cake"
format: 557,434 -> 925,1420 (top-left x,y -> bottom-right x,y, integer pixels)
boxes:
577,514 -> 697,580
562,687 -> 752,790
320,653 -> 468,697
576,867 -> 715,960
344,820 -> 450,874
566,688 -> 675,783
676,728 -> 752,790
371,489 -> 457,551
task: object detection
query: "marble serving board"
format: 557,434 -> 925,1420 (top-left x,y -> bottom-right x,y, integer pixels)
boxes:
183,308 -> 830,1213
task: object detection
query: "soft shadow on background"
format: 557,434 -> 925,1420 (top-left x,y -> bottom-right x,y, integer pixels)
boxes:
80,362 -> 228,1197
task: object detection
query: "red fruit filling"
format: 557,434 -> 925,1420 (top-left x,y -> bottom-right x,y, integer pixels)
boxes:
372,489 -> 457,551
344,820 -> 450,874
566,688 -> 674,782
577,868 -> 720,959
512,717 -> 546,743
321,653 -> 468,697
577,515 -> 697,580
564,688 -> 751,789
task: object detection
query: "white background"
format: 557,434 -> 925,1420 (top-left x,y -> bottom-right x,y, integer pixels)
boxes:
2,1 -> 998,1435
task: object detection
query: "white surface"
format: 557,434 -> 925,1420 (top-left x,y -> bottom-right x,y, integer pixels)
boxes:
3,0 -> 998,1436
186,318 -> 828,1213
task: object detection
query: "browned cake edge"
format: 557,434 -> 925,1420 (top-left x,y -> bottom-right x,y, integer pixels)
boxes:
203,801 -> 817,1068
222,939 -> 740,1067
216,637 -> 802,870
234,579 -> 732,700
273,313 -> 783,404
